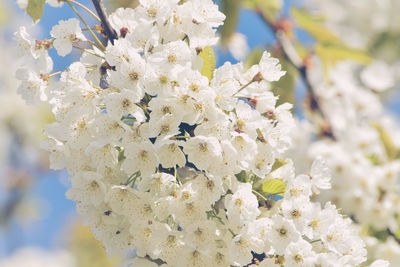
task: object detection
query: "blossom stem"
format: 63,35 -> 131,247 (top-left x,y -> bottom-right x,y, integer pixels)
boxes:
233,80 -> 254,96
86,39 -> 104,51
69,0 -> 101,23
48,70 -> 65,78
252,189 -> 267,201
72,45 -> 103,58
172,135 -> 190,140
66,0 -> 106,51
174,166 -> 182,186
125,171 -> 141,186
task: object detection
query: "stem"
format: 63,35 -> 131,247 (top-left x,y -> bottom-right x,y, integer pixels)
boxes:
69,0 -> 101,23
125,171 -> 141,185
257,9 -> 335,140
66,0 -> 106,50
174,166 -> 182,186
228,228 -> 236,237
172,135 -> 190,140
91,0 -> 118,45
252,189 -> 267,201
72,45 -> 103,58
86,39 -> 104,51
48,70 -> 65,78
233,80 -> 254,96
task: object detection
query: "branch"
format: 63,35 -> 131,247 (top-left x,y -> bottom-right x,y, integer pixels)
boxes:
257,10 -> 335,140
91,0 -> 118,45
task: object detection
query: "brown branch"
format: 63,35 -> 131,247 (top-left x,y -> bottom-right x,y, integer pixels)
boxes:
257,10 -> 335,140
91,0 -> 118,45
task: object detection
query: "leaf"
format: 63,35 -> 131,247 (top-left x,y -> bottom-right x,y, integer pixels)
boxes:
199,46 -> 216,82
291,7 -> 343,45
220,0 -> 240,47
27,0 -> 46,23
244,48 -> 264,70
242,0 -> 282,22
261,178 -> 286,197
270,159 -> 288,173
315,43 -> 372,70
235,170 -> 248,183
372,123 -> 398,161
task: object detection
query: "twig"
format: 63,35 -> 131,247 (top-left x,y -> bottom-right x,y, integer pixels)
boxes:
91,0 -> 118,45
387,228 -> 400,245
257,9 -> 335,140
69,0 -> 101,23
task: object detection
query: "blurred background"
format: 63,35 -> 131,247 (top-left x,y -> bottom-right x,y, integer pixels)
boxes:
0,0 -> 399,266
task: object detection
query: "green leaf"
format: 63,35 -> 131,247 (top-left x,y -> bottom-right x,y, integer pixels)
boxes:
244,48 -> 264,70
261,178 -> 286,197
235,170 -> 248,183
372,123 -> 398,161
242,0 -> 282,22
270,159 -> 288,173
27,0 -> 46,23
220,0 -> 240,47
199,46 -> 216,82
315,43 -> 372,73
291,7 -> 343,45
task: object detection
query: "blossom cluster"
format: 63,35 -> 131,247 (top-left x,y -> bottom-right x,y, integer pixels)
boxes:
289,60 -> 400,264
14,0 -> 386,266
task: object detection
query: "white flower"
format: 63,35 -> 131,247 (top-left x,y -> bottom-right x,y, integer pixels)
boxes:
257,52 -> 286,82
284,239 -> 316,266
226,32 -> 249,61
267,215 -> 300,254
155,139 -> 186,168
16,68 -> 47,105
104,90 -> 145,121
310,156 -> 332,193
183,136 -> 222,171
108,54 -> 146,93
281,196 -> 313,232
230,232 -> 264,266
50,18 -> 86,57
361,60 -> 394,92
225,183 -> 260,227
121,141 -> 159,176
66,171 -> 107,206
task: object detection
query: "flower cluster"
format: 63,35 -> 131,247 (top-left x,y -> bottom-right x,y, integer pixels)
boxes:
15,0 -> 385,266
288,60 -> 400,264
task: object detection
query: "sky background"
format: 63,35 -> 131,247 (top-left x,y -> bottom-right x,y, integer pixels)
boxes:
1,0 -> 399,260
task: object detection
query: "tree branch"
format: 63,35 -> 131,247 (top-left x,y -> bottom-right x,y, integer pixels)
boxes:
91,0 -> 118,45
257,10 -> 335,140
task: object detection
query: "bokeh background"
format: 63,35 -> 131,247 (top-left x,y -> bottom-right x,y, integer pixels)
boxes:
0,0 -> 399,265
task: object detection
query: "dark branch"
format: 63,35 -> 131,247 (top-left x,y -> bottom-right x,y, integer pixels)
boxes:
257,9 -> 335,140
91,0 -> 118,45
